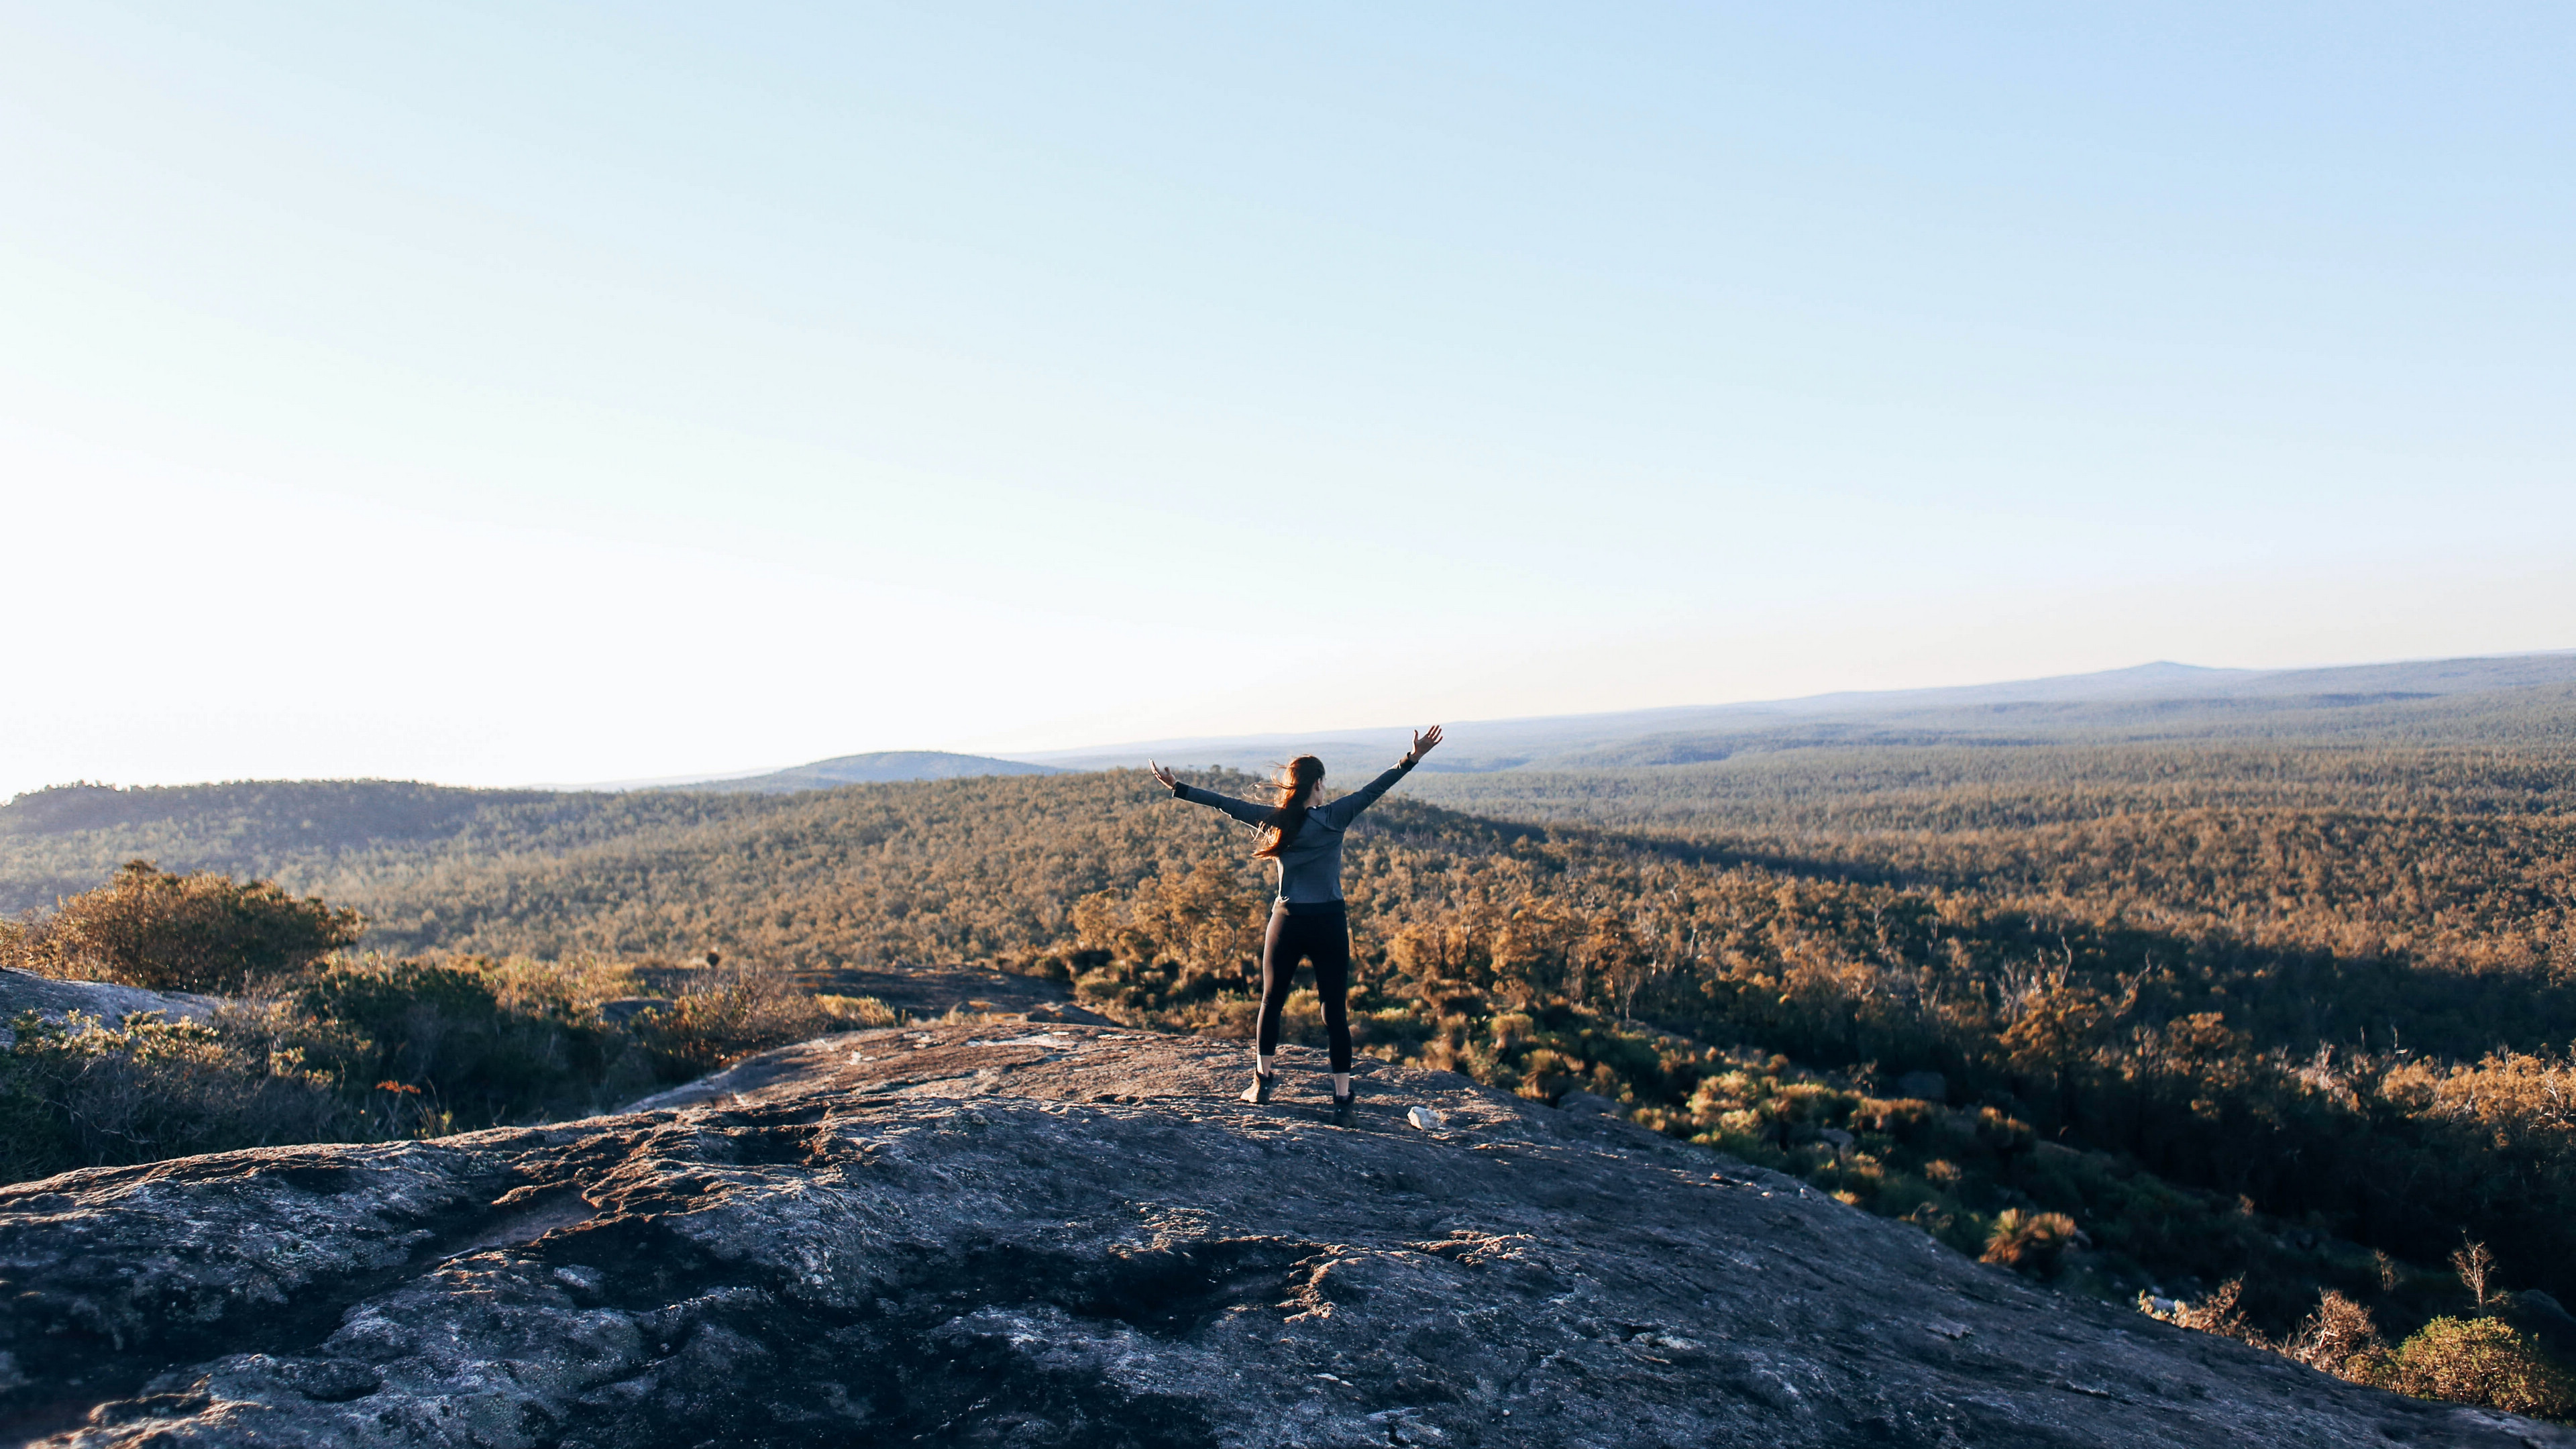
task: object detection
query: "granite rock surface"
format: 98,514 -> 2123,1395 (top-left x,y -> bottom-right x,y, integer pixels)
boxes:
0,969 -> 219,1046
2,1022 -> 2564,1448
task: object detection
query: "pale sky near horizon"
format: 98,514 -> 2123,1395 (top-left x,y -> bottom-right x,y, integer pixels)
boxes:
4,4 -> 2571,798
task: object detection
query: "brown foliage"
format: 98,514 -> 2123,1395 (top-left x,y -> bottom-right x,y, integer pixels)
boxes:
1,944 -> 900,1185
630,959 -> 857,1078
2282,1289 -> 2385,1375
2453,1238 -> 2498,1313
2144,1277 -> 2264,1347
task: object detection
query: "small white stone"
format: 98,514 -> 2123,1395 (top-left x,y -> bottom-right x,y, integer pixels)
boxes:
1407,1106 -> 1445,1132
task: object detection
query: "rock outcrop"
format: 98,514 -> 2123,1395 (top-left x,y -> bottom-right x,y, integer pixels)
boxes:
2,1023 -> 2563,1448
807,965 -> 1094,1022
0,968 -> 218,1046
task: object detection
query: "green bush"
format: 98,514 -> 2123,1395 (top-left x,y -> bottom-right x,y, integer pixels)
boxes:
2360,1316 -> 2574,1420
290,957 -> 642,1126
0,951 -> 910,1185
2,860 -> 361,992
2148,1281 -> 2576,1424
0,1009 -> 360,1180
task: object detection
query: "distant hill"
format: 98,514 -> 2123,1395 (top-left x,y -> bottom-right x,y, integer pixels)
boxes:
672,751 -> 1061,794
0,758 -> 1053,916
0,780 -> 570,914
521,652 -> 2576,790
1012,650 -> 2576,774
7,649 -> 2569,918
550,751 -> 1062,794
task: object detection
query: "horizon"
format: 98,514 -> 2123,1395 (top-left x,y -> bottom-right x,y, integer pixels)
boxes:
11,643 -> 2571,799
6,6 -> 2571,800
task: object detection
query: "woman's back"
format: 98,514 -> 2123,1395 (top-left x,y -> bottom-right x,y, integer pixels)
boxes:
1168,761 -> 1414,904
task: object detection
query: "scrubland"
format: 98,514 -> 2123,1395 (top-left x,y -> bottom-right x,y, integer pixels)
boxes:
0,863 -> 894,1182
7,722 -> 2576,1417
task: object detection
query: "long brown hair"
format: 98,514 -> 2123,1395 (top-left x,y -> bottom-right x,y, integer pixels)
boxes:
1252,755 -> 1325,859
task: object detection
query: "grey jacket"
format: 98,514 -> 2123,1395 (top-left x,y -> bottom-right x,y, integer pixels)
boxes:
1171,759 -> 1416,904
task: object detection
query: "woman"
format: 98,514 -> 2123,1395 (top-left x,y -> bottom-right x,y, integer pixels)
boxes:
1149,726 -> 1442,1120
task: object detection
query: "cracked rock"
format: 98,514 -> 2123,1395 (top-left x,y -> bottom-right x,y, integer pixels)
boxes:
2,1023 -> 2565,1448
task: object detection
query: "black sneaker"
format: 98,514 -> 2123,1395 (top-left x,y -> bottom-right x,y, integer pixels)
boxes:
1330,1089 -> 1355,1126
1240,1072 -> 1276,1105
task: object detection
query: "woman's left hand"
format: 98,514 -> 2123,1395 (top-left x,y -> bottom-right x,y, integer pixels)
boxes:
1403,725 -> 1444,766
1147,761 -> 1180,790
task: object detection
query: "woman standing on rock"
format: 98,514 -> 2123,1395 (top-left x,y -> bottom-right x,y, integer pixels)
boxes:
1148,727 -> 1442,1122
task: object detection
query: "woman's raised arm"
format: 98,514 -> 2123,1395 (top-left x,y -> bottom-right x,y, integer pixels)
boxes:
1154,762 -> 1275,827
1317,727 -> 1443,827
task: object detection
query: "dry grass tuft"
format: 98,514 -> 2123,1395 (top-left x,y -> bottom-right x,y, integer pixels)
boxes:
2141,1277 -> 2265,1347
1979,1209 -> 2082,1275
2282,1289 -> 2384,1374
631,959 -> 857,1077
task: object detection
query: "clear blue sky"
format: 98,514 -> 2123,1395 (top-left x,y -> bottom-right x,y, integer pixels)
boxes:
4,3 -> 2570,794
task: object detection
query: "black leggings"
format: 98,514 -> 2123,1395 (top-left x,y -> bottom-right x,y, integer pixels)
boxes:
1258,906 -> 1352,1073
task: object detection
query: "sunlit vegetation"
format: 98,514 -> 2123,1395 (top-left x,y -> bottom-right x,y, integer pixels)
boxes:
8,728 -> 2576,1415
2146,1258 -> 2576,1421
0,954 -> 898,1184
0,859 -> 362,992
2,865 -> 896,1181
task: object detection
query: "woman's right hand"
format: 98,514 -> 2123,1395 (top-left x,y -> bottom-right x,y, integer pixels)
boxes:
1148,761 -> 1179,790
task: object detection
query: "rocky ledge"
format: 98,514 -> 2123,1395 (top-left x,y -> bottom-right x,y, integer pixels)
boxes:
2,1023 -> 2563,1448
0,969 -> 218,1046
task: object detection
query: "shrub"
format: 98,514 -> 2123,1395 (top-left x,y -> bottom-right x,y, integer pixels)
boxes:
1981,1209 -> 2082,1274
2,860 -> 362,992
2153,1283 -> 2576,1423
0,1009 -> 358,1180
2361,1316 -> 2574,1420
2142,1277 -> 2265,1347
0,953 -> 881,1185
632,959 -> 850,1078
0,871 -> 898,1186
2282,1289 -> 2385,1375
290,956 -> 638,1124
815,994 -> 903,1028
